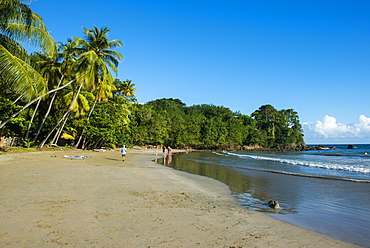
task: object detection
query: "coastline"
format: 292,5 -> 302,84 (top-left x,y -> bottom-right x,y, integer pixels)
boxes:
0,149 -> 357,247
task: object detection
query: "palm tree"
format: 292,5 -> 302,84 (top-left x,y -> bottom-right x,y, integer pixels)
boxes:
38,81 -> 88,148
0,0 -> 56,102
73,26 -> 122,90
32,39 -> 78,141
114,79 -> 136,101
71,26 -> 123,148
0,0 -> 65,130
23,51 -> 61,140
39,26 -> 123,148
0,41 -> 76,130
74,77 -> 116,148
51,84 -> 93,144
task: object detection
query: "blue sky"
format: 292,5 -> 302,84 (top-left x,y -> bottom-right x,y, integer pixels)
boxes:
30,0 -> 370,144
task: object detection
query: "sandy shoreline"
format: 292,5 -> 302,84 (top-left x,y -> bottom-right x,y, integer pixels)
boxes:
0,149 -> 357,247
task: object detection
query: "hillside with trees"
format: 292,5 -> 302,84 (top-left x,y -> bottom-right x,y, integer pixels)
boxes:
0,0 -> 305,150
128,99 -> 305,150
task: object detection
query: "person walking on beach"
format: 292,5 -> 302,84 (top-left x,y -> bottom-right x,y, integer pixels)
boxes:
121,145 -> 127,161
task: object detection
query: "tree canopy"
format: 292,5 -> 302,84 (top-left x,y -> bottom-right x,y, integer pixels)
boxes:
126,99 -> 305,149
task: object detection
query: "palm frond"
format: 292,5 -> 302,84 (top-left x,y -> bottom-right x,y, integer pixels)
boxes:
2,23 -> 56,55
0,33 -> 29,61
0,1 -> 33,26
0,44 -> 47,101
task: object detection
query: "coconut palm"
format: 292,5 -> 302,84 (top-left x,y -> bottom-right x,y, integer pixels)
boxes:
114,79 -> 136,101
39,26 -> 123,148
71,26 -> 122,148
73,26 -> 122,90
38,80 -> 93,148
0,0 -> 65,130
73,77 -> 116,148
51,85 -> 93,144
32,39 -> 79,141
0,0 -> 56,102
23,51 -> 62,140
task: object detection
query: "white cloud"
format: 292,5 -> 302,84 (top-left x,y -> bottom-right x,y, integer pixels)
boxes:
303,115 -> 370,142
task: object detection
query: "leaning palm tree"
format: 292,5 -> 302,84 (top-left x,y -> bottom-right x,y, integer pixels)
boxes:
38,26 -> 123,148
23,51 -> 61,140
33,39 -> 78,142
0,0 -> 63,130
51,85 -> 93,144
0,0 -> 56,102
0,40 -> 76,130
38,80 -> 92,148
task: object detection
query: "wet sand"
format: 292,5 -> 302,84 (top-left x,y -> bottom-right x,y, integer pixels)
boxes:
0,149 -> 357,247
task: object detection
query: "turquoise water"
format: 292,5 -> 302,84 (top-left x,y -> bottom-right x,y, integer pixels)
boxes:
158,145 -> 370,247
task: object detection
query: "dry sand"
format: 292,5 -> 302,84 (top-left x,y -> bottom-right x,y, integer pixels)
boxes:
0,149 -> 358,247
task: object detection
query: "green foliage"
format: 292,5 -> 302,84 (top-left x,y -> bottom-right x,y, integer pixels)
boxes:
23,139 -> 34,148
126,100 -> 305,149
79,98 -> 131,148
0,95 -> 28,136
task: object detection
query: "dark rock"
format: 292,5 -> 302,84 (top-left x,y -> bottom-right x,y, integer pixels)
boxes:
268,200 -> 281,209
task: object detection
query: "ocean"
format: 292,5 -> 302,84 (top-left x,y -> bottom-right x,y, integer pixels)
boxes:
157,144 -> 370,247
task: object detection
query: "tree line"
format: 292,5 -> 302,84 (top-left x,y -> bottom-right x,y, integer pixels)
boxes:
128,99 -> 305,149
0,0 -> 305,150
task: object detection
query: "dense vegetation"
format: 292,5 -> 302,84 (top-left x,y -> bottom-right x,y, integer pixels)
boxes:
128,99 -> 305,149
0,0 -> 305,150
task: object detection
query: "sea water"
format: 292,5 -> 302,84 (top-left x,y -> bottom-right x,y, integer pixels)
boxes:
158,144 -> 370,247
219,144 -> 370,182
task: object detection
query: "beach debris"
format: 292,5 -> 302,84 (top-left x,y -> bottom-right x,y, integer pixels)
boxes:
63,155 -> 91,159
268,200 -> 281,209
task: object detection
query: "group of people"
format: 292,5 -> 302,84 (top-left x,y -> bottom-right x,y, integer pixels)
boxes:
120,145 -> 173,162
162,145 -> 172,154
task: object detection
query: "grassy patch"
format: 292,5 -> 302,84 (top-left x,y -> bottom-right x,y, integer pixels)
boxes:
0,146 -> 75,154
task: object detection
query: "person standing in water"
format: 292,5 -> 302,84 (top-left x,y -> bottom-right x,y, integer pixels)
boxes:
121,145 -> 127,161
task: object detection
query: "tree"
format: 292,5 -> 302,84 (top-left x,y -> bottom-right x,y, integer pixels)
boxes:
251,104 -> 279,146
70,26 -> 123,148
38,26 -> 123,148
114,79 -> 137,101
81,99 -> 131,149
0,0 -> 56,105
73,26 -> 122,90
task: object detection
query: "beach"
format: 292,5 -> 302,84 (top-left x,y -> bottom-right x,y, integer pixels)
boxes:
0,149 -> 357,247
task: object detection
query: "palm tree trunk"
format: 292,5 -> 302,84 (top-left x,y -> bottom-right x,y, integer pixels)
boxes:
33,76 -> 64,142
13,93 -> 25,104
0,79 -> 75,129
52,112 -> 70,145
74,99 -> 98,148
81,134 -> 88,150
38,110 -> 70,149
38,82 -> 83,149
24,98 -> 41,140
